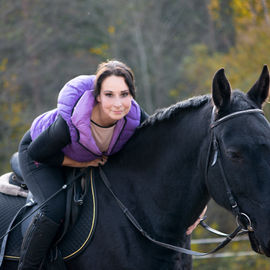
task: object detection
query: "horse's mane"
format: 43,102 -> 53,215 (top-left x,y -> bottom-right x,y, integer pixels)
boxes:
140,90 -> 256,129
140,94 -> 211,129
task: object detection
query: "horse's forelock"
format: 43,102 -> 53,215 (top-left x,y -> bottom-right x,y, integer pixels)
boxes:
230,90 -> 258,111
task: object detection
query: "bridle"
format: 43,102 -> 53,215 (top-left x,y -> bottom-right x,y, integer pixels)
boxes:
98,106 -> 265,256
206,107 -> 264,232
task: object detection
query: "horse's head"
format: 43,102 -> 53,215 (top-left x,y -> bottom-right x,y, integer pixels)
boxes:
207,65 -> 270,256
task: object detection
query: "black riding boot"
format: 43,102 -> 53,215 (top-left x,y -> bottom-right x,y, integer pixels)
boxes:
18,213 -> 60,270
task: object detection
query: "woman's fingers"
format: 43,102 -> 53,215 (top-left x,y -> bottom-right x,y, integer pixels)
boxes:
99,156 -> 108,166
84,156 -> 108,167
186,206 -> 208,235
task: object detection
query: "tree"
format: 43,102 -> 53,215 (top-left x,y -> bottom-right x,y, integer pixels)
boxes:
98,0 -> 214,112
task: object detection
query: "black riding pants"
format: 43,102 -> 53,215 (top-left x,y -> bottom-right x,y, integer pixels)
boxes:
18,131 -> 66,224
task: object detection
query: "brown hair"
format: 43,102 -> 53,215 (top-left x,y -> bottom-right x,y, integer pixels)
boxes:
94,60 -> 136,99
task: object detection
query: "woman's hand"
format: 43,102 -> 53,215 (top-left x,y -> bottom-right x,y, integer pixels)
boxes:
186,206 -> 207,235
84,156 -> 108,167
62,155 -> 108,167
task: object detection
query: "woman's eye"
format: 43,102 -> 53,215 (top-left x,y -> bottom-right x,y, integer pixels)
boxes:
105,93 -> 112,97
121,92 -> 129,97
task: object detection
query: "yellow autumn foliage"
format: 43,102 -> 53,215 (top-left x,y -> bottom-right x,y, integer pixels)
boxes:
89,44 -> 109,57
108,25 -> 115,35
0,58 -> 8,72
178,25 -> 270,100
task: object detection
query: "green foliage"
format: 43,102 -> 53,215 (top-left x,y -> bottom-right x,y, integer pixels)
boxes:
193,255 -> 270,270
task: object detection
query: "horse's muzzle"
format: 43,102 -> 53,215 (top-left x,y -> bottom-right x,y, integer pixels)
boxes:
248,231 -> 270,257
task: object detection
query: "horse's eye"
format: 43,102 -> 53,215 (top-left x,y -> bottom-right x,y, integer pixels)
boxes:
226,149 -> 243,161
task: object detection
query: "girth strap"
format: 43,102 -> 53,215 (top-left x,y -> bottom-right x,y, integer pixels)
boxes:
98,167 -> 244,256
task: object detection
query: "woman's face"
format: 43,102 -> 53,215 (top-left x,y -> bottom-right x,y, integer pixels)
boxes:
97,75 -> 133,124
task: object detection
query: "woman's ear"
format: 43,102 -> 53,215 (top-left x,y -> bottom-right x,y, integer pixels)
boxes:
96,95 -> 101,103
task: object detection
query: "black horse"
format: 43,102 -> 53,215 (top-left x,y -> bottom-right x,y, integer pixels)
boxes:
2,66 -> 270,270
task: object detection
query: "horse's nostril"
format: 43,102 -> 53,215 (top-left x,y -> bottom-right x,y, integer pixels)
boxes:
258,245 -> 265,255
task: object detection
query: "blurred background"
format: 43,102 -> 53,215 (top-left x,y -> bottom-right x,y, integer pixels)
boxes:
1,0 -> 270,268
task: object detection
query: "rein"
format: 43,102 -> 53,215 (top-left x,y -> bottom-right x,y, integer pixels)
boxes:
99,107 -> 264,256
99,167 -> 242,256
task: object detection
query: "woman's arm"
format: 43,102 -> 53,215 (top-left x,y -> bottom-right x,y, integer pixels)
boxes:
28,115 -> 71,166
62,155 -> 107,167
29,115 -> 108,167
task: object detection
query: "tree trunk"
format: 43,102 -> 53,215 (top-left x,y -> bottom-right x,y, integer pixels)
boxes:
261,0 -> 270,26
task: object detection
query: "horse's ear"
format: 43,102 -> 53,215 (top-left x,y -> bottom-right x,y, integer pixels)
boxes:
212,68 -> 231,110
247,65 -> 269,108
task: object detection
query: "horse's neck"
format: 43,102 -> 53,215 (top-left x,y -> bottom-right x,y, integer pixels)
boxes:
108,105 -> 211,241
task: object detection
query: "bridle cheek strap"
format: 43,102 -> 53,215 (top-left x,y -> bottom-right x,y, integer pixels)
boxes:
208,107 -> 264,232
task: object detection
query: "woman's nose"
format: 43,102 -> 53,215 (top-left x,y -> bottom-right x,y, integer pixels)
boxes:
113,98 -> 122,107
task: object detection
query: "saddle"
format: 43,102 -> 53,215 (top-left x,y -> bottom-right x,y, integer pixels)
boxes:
0,153 -> 28,198
0,153 -> 98,268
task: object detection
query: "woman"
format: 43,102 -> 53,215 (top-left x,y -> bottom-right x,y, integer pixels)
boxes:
18,60 -> 148,269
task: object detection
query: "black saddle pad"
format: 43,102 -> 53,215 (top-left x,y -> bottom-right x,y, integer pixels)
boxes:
0,168 -> 97,262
